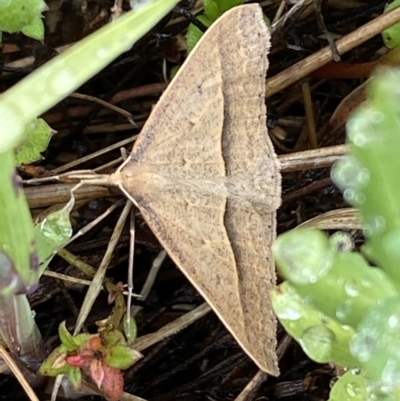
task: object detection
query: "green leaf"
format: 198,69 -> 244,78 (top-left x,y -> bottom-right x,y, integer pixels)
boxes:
271,281 -> 359,367
203,0 -> 219,21
186,15 -> 212,53
34,195 -> 74,275
14,118 -> 54,165
215,0 -> 244,15
331,68 -> 400,287
105,344 -> 142,370
328,370 -> 368,401
0,0 -> 180,153
39,344 -> 72,376
0,150 -> 38,295
68,367 -> 82,389
186,0 -> 244,52
273,228 -> 399,329
102,329 -> 126,347
0,0 -> 46,38
123,316 -> 138,343
350,296 -> 400,390
20,16 -> 44,41
383,1 -> 400,48
72,333 -> 92,347
58,321 -> 77,352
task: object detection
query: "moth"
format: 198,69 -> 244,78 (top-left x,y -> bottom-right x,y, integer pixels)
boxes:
110,4 -> 281,374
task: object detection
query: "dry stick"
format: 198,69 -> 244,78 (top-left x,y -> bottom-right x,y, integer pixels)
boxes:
52,135 -> 137,174
272,0 -> 289,24
278,143 -> 347,171
43,270 -> 93,286
314,0 -> 340,61
51,200 -> 133,401
131,250 -> 168,317
266,6 -> 400,97
22,145 -> 349,209
234,334 -> 292,401
299,207 -> 360,230
134,302 -> 212,352
301,81 -> 318,149
74,199 -> 132,334
69,92 -> 136,123
271,0 -> 313,33
66,199 -> 124,245
0,346 -> 40,401
25,183 -> 111,209
94,156 -> 123,172
126,211 -> 136,345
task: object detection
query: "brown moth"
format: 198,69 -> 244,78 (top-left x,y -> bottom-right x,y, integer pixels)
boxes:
112,4 -> 281,375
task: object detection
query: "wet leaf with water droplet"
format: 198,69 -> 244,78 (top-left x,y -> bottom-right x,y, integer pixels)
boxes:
274,228 -> 398,329
334,69 -> 400,287
350,296 -> 400,392
271,281 -> 358,367
273,228 -> 334,284
328,370 -> 368,401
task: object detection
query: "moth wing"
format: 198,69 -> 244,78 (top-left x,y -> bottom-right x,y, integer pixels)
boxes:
120,180 -> 278,375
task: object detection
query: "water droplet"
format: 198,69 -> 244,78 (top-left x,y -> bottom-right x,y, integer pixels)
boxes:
347,106 -> 382,148
361,279 -> 372,289
274,229 -> 333,284
272,284 -> 303,321
346,382 -> 362,397
332,155 -> 369,193
119,34 -> 134,52
370,110 -> 385,124
344,188 -> 356,203
350,330 -> 378,362
363,215 -> 386,238
336,300 -> 353,320
96,48 -> 109,59
345,280 -> 360,297
388,315 -> 399,329
381,358 -> 400,390
300,325 -> 335,360
367,387 -> 395,401
281,307 -> 301,320
49,69 -> 77,96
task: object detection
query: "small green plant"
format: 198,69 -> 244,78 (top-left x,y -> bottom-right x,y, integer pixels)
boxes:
272,68 -> 400,401
0,0 -> 46,43
186,0 -> 244,51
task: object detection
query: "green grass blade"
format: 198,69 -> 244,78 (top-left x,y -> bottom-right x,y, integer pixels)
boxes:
0,150 -> 38,295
